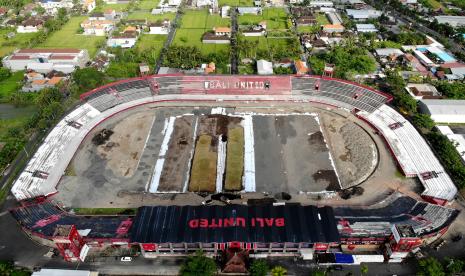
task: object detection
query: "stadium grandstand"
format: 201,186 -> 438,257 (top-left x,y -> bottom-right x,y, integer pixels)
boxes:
10,75 -> 457,207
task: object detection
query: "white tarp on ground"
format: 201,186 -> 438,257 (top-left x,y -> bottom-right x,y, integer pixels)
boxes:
148,116 -> 175,193
242,114 -> 256,192
216,136 -> 227,192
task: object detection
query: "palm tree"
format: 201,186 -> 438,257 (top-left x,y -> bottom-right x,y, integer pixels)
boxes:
271,266 -> 287,276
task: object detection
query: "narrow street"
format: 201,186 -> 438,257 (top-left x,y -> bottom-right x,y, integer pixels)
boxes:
154,3 -> 185,74
230,8 -> 239,74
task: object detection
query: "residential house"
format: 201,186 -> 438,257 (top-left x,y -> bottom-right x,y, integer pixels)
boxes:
356,23 -> 378,33
326,12 -> 343,25
81,19 -> 114,36
346,9 -> 382,20
82,0 -> 96,12
405,83 -> 441,100
149,20 -> 170,34
139,63 -> 150,75
104,8 -> 117,20
17,18 -> 44,33
88,12 -> 106,21
39,0 -> 74,15
274,58 -> 293,68
237,7 -> 262,15
242,21 -> 266,36
221,6 -> 230,18
0,7 -> 9,17
257,59 -> 273,75
434,16 -> 465,27
309,1 -> 334,7
294,59 -> 308,75
20,3 -> 38,17
107,31 -> 138,48
3,48 -> 90,73
322,24 -> 344,33
203,62 -> 216,74
296,15 -> 317,26
23,76 -> 65,92
202,27 -> 231,44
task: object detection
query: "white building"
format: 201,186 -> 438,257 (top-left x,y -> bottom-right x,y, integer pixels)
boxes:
405,83 -> 440,100
81,19 -> 114,36
309,1 -> 334,7
82,0 -> 96,12
434,16 -> 465,27
107,33 -> 138,48
17,18 -> 44,33
149,20 -> 170,34
346,9 -> 382,20
2,49 -> 90,73
257,59 -> 273,75
221,6 -> 230,18
375,48 -> 403,57
39,0 -> 74,15
356,23 -> 378,33
419,99 -> 465,123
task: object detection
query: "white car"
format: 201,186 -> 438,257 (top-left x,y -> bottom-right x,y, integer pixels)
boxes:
120,256 -> 132,262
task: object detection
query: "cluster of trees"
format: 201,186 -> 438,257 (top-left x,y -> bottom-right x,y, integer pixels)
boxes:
417,257 -> 465,276
435,82 -> 465,99
388,32 -> 427,45
308,42 -> 376,80
163,45 -> 230,73
0,260 -> 30,276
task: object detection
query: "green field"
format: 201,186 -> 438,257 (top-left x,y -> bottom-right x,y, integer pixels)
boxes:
0,71 -> 24,102
240,36 -> 299,59
189,135 -> 217,192
0,30 -> 37,57
94,3 -> 129,12
38,17 -> 105,57
173,28 -> 230,54
138,0 -> 160,9
225,127 -> 244,191
218,0 -> 253,6
297,25 -> 320,33
126,11 -> 176,22
238,8 -> 288,29
181,9 -> 209,28
137,34 -> 167,52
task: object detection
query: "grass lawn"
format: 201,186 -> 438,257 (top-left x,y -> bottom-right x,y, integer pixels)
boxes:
181,9 -> 209,28
239,8 -> 288,29
425,0 -> 443,9
0,30 -> 37,57
316,13 -> 329,25
136,34 -> 167,53
218,0 -> 253,6
38,16 -> 105,57
225,127 -> 244,191
0,71 -> 24,102
189,135 -> 217,192
297,25 -> 320,33
174,28 -> 205,48
201,43 -> 230,55
205,14 -> 231,28
127,11 -> 175,22
72,208 -> 137,215
138,0 -> 160,9
94,3 -> 129,12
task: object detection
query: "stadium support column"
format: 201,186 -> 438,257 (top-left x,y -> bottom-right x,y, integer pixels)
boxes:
52,225 -> 86,262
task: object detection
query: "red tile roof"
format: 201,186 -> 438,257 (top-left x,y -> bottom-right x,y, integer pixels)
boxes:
17,49 -> 81,54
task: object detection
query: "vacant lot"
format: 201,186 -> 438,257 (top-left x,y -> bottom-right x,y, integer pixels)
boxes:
219,0 -> 253,6
136,34 -> 167,57
189,135 -> 217,192
225,127 -> 244,191
0,29 -> 37,57
238,8 -> 289,30
173,29 -> 230,55
181,10 -> 209,28
39,16 -> 105,57
138,0 -> 160,9
0,71 -> 24,102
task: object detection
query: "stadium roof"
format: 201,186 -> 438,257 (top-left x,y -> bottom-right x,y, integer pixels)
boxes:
130,205 -> 340,244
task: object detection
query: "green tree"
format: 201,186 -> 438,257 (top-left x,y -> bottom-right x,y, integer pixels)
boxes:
417,257 -> 445,276
0,67 -> 11,81
360,264 -> 368,275
249,259 -> 269,276
271,266 -> 287,276
73,67 -> 105,92
394,91 -> 417,114
445,258 -> 464,275
310,270 -> 326,276
412,113 -> 435,131
180,251 -> 217,276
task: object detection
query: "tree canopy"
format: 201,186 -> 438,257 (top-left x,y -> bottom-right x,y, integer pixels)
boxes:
180,251 -> 217,276
249,259 -> 269,276
417,257 -> 445,276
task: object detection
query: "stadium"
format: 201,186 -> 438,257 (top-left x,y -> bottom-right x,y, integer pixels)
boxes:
8,75 -> 460,264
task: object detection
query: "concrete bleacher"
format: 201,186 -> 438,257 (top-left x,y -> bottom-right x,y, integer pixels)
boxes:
11,104 -> 101,200
359,105 -> 457,203
335,194 -> 459,238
